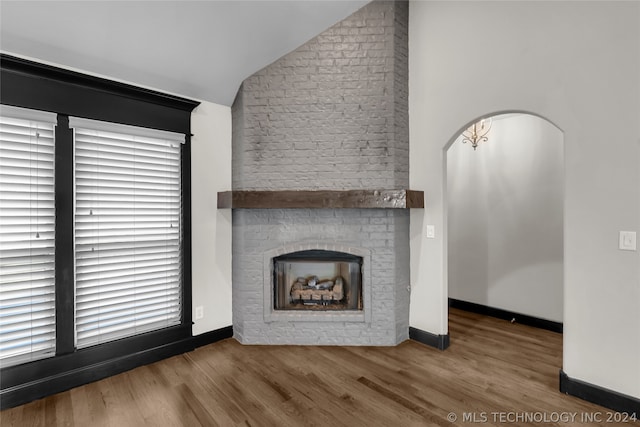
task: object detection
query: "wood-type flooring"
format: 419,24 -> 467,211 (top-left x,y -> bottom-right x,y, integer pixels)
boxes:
2,308 -> 637,426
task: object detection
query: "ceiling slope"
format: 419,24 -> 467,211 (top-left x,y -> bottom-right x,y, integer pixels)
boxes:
0,0 -> 369,106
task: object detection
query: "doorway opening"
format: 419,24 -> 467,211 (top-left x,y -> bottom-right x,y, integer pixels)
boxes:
445,112 -> 564,333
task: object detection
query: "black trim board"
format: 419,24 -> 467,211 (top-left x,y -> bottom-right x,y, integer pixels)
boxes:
181,137 -> 193,329
560,370 -> 640,416
409,327 -> 450,350
1,54 -> 200,134
192,326 -> 234,348
1,338 -> 192,410
449,298 -> 563,333
2,325 -> 191,392
1,54 -> 197,110
54,115 -> 75,355
1,326 -> 234,410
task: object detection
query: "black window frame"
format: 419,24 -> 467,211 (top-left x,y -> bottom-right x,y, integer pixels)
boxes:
0,54 -> 199,409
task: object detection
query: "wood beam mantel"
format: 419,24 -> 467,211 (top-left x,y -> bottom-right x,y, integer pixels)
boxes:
217,190 -> 424,209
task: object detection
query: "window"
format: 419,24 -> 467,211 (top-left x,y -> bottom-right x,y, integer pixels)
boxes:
0,106 -> 57,367
1,54 -> 198,409
72,118 -> 184,348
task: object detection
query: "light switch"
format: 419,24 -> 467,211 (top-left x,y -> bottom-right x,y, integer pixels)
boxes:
426,225 -> 435,239
619,231 -> 637,251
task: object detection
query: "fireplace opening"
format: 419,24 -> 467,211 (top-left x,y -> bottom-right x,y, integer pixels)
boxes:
273,250 -> 363,311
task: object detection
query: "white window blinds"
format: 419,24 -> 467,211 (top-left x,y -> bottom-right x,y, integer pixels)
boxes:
0,106 -> 57,367
71,117 -> 184,348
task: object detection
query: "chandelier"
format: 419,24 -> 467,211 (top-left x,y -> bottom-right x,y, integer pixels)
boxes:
462,118 -> 492,150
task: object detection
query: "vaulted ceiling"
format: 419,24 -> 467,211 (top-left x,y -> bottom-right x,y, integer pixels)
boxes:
0,1 -> 370,106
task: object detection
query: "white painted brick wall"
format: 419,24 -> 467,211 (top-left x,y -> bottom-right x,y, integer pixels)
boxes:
232,1 -> 409,191
230,1 -> 411,346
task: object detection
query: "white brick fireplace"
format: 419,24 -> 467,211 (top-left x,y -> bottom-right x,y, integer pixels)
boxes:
226,1 -> 416,346
231,209 -> 409,345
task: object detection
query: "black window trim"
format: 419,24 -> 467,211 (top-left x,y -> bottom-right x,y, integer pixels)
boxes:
0,53 -> 199,409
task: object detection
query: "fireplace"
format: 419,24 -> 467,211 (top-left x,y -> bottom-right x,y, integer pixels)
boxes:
259,240 -> 374,329
227,1 -> 414,345
273,250 -> 363,311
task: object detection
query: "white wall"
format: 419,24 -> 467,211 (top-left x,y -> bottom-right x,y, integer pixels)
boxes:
191,101 -> 233,334
409,1 -> 640,399
447,114 -> 564,322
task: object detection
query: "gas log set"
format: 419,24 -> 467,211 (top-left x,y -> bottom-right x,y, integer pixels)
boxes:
290,275 -> 345,305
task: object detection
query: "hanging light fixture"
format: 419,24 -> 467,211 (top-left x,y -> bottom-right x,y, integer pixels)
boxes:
462,118 -> 492,150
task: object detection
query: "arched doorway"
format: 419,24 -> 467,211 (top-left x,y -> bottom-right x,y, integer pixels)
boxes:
444,112 -> 564,331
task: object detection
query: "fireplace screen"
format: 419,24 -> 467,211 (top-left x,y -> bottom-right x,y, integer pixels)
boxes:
273,250 -> 363,311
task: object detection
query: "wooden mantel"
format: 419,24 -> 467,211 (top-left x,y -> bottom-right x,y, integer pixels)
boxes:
217,189 -> 424,209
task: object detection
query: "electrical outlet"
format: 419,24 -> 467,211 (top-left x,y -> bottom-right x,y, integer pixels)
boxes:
619,231 -> 637,251
195,305 -> 204,320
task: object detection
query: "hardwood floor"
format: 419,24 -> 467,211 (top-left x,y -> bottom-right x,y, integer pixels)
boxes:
2,309 -> 637,426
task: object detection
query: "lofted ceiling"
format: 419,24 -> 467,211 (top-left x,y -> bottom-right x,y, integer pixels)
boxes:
0,0 -> 370,106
